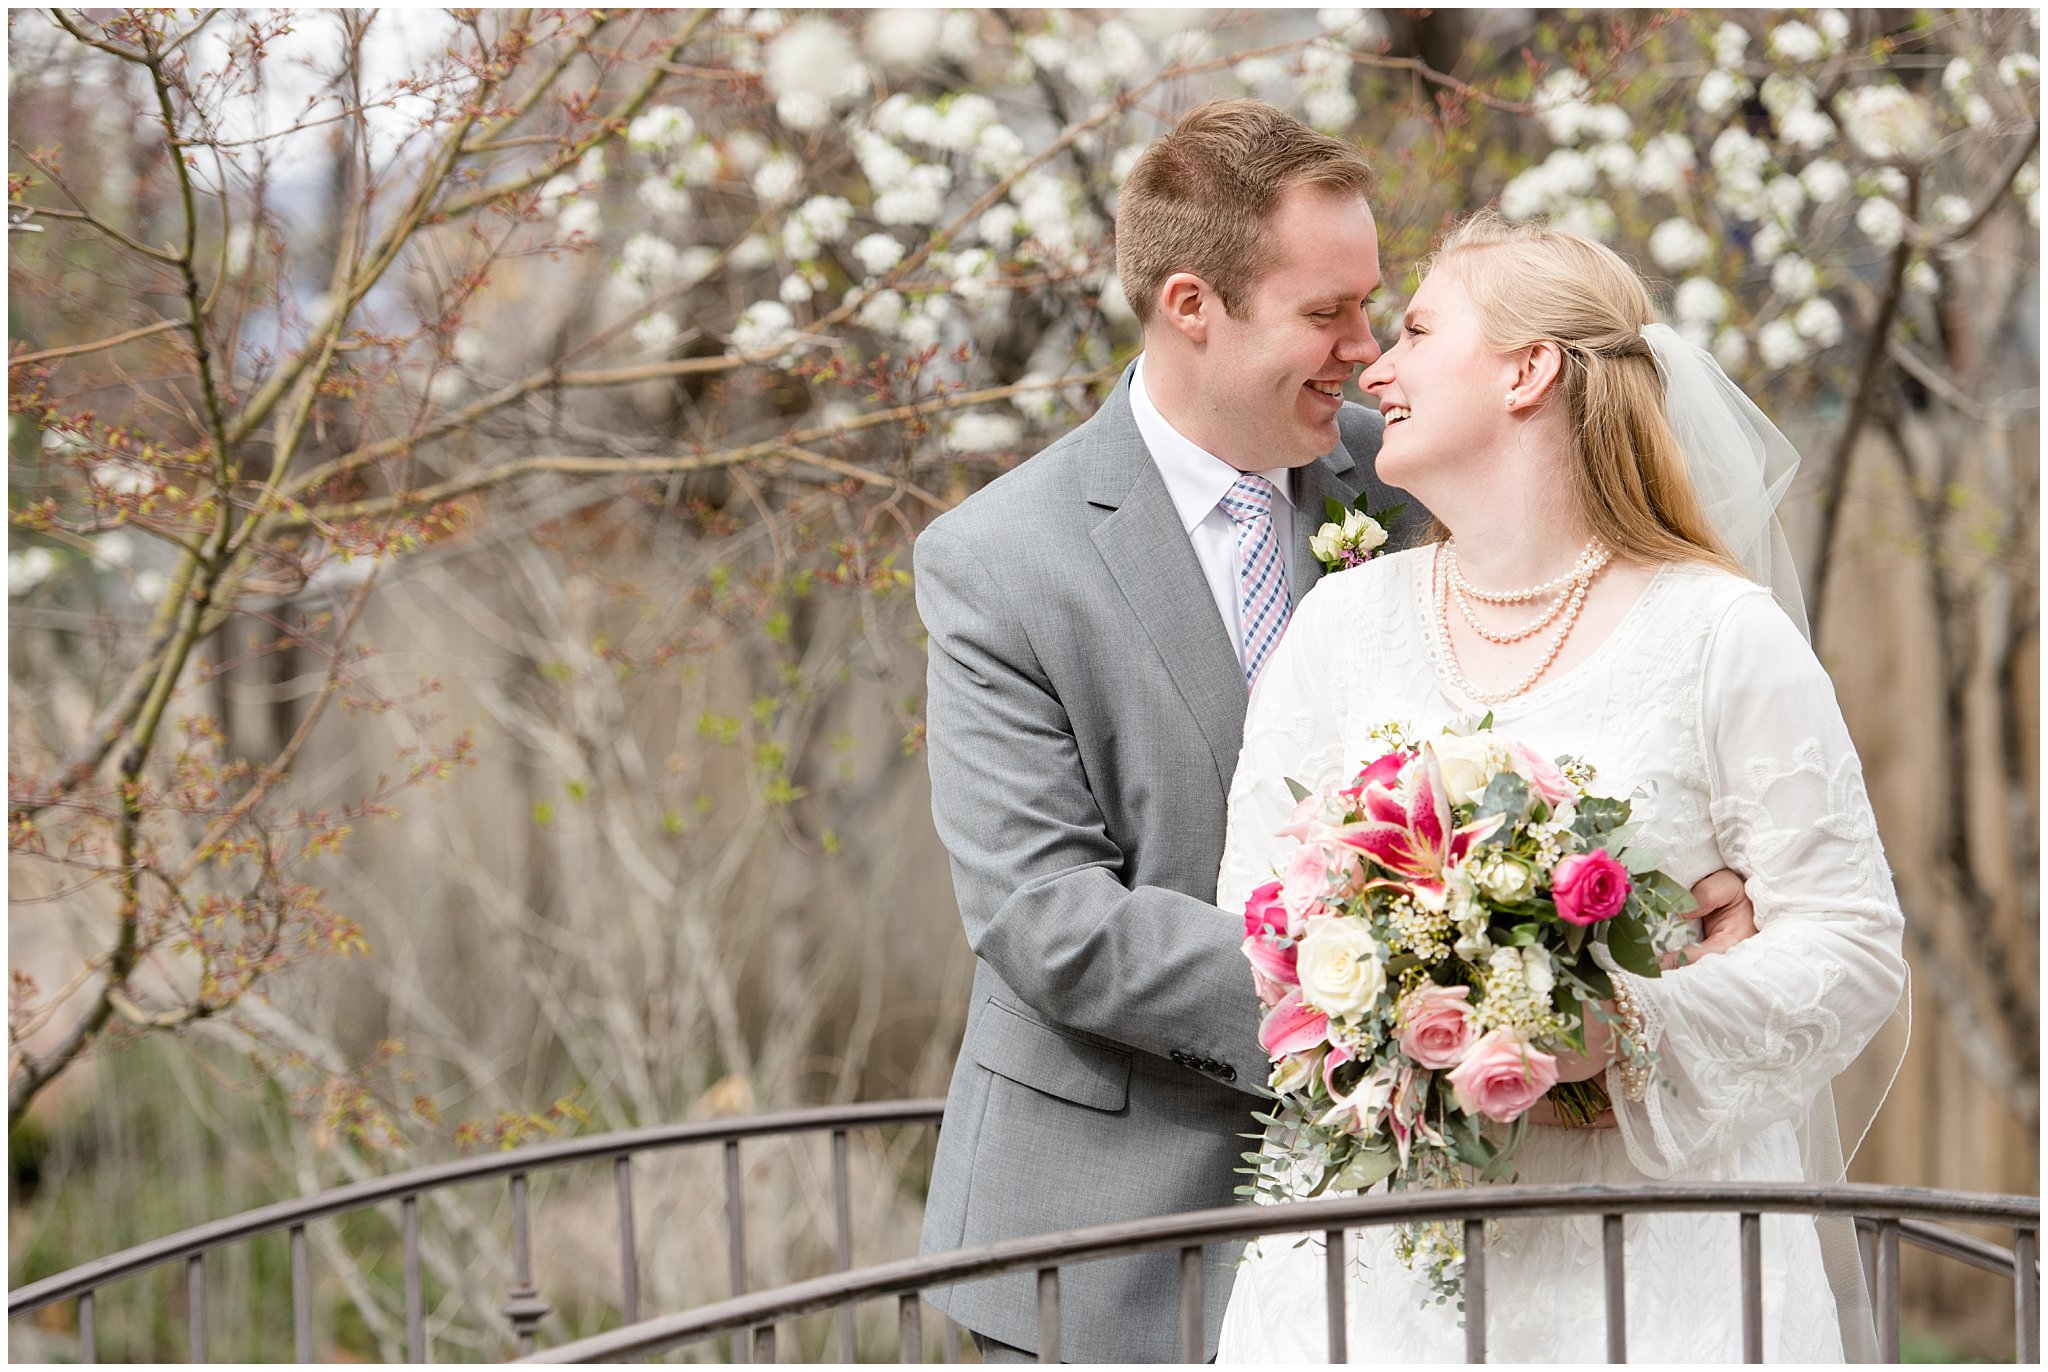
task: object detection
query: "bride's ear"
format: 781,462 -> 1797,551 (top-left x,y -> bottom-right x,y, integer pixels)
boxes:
1505,341 -> 1565,411
1157,272 -> 1216,344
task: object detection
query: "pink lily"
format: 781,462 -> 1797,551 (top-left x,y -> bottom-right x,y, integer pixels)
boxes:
1242,932 -> 1299,1002
1259,991 -> 1331,1058
1335,750 -> 1504,891
1339,749 -> 1410,806
1243,880 -> 1289,940
1320,1061 -> 1401,1137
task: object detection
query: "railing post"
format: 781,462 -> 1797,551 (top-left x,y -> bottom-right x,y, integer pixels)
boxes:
726,1138 -> 750,1363
1179,1245 -> 1204,1361
1875,1217 -> 1901,1362
186,1253 -> 205,1362
942,1312 -> 960,1363
1602,1213 -> 1626,1363
77,1289 -> 95,1364
1463,1217 -> 1486,1364
899,1292 -> 922,1362
753,1323 -> 776,1361
1739,1211 -> 1762,1362
1036,1267 -> 1060,1362
404,1195 -> 426,1362
503,1173 -> 551,1357
615,1156 -> 640,1325
833,1128 -> 855,1361
1325,1229 -> 1348,1363
2015,1226 -> 2038,1363
290,1224 -> 311,1363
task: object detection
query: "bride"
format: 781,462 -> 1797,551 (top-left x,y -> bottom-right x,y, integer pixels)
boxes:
1213,215 -> 1909,1363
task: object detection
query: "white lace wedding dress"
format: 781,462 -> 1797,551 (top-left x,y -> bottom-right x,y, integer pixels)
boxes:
1214,547 -> 1908,1364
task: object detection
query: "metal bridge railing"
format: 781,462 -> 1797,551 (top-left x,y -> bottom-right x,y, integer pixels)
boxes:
6,1098 -> 946,1362
519,1181 -> 2039,1366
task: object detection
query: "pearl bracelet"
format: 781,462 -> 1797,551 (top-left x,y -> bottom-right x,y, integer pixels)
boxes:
1609,978 -> 1653,1103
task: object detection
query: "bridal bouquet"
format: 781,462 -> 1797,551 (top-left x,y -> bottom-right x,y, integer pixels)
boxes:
1238,719 -> 1694,1296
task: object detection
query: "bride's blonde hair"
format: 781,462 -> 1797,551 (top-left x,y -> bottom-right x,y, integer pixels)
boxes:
1428,212 -> 1743,575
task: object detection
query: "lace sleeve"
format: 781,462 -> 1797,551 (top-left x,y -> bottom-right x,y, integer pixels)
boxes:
1610,589 -> 1908,1177
1218,584 -> 1352,918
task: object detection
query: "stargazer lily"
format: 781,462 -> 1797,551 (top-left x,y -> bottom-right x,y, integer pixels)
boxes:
1333,750 -> 1504,895
1258,990 -> 1331,1057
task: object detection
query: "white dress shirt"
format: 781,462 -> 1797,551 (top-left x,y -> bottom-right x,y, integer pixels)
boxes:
1129,354 -> 1298,665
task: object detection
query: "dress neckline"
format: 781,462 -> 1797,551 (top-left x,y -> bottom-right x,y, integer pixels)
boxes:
1411,545 -> 1677,716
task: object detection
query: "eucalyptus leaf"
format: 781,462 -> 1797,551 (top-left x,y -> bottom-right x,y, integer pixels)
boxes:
1474,771 -> 1532,831
1331,1140 -> 1399,1191
1572,796 -> 1632,841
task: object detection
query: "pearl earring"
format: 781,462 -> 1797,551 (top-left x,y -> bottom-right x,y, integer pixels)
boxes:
1504,391 -> 1517,408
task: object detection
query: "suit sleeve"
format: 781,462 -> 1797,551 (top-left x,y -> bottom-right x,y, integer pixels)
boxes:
917,522 -> 1273,1093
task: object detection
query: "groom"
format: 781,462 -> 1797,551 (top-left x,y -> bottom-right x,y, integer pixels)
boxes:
913,100 -> 1397,1363
915,101 -> 1751,1362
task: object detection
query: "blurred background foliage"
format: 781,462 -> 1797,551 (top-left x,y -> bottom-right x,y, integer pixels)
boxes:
7,6 -> 2037,1360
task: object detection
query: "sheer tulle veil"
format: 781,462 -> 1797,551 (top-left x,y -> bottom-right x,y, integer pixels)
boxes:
1647,320 -> 1912,1362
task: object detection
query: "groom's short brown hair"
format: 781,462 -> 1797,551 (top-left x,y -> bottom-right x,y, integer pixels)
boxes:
1114,100 -> 1377,326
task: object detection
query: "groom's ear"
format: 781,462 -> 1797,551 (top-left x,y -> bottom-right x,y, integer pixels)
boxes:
1158,272 -> 1216,343
1513,341 -> 1565,406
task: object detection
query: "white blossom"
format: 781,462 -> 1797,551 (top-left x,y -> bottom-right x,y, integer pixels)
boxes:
725,130 -> 770,175
1867,167 -> 1909,199
1709,126 -> 1771,183
899,301 -> 945,351
1649,217 -> 1713,272
1713,21 -> 1749,70
1756,318 -> 1808,368
539,173 -> 580,206
947,411 -> 1024,452
1304,87 -> 1359,131
9,546 -> 58,593
1713,325 -> 1750,370
775,92 -> 830,132
1097,21 -> 1148,76
875,163 -> 951,227
764,18 -> 866,108
856,288 -> 906,333
621,232 -> 683,284
937,11 -> 981,62
1999,52 -> 2040,86
731,300 -> 799,352
1697,68 -> 1752,119
223,222 -> 257,275
676,141 -> 724,188
134,568 -> 167,601
751,152 -> 801,203
627,105 -> 695,155
977,204 -> 1023,246
1553,198 -> 1617,241
632,311 -> 680,353
1760,73 -> 1817,119
677,246 -> 719,283
973,122 -> 1027,179
1942,57 -> 1975,95
1800,158 -> 1852,204
1839,85 -> 1935,160
951,246 -> 999,307
1752,221 -> 1791,265
777,272 -> 814,305
731,234 -> 776,270
1816,10 -> 1850,48
1588,140 -> 1637,182
1632,133 -> 1697,195
1904,259 -> 1940,294
863,9 -> 942,68
1933,194 -> 1973,229
1778,106 -> 1837,152
935,94 -> 999,153
578,146 -> 606,185
1099,275 -> 1137,326
1856,196 -> 1906,249
1317,8 -> 1384,45
1764,173 -> 1808,221
1769,254 -> 1823,300
2015,161 -> 2040,199
557,200 -> 600,239
1792,296 -> 1844,346
793,194 -> 853,247
637,176 -> 692,217
92,461 -> 156,495
854,232 -> 905,276
1768,21 -> 1823,64
1299,39 -> 1351,90
95,531 -> 135,566
1235,55 -> 1286,89
1673,277 -> 1730,326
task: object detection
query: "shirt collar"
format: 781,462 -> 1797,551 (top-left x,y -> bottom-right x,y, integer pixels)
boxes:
1130,354 -> 1295,535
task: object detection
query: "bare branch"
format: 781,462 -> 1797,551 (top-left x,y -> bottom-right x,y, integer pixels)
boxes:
9,317 -> 184,366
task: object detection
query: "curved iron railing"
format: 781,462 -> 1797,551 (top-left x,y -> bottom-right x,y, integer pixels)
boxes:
6,1098 -> 945,1362
521,1181 -> 2040,1366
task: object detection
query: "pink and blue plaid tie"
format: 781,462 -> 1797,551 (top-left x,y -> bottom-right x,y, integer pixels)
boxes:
1219,473 -> 1291,688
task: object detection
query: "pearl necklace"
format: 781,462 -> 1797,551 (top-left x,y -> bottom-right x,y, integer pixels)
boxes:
1449,540 -> 1612,644
1432,539 -> 1611,704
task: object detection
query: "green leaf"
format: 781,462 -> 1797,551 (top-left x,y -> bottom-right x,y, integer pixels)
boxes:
1571,796 -> 1631,842
1330,1140 -> 1399,1191
1324,496 -> 1349,525
1604,916 -> 1662,979
1504,921 -> 1541,947
1474,771 -> 1532,831
1635,869 -> 1698,918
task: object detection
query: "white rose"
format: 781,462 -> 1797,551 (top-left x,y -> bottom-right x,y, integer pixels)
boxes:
1473,853 -> 1536,905
1309,523 -> 1347,565
1428,733 -> 1498,807
1342,508 -> 1388,551
1521,945 -> 1556,999
1297,917 -> 1387,1020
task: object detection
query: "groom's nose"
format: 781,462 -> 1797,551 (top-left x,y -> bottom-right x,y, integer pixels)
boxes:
1335,318 -> 1381,368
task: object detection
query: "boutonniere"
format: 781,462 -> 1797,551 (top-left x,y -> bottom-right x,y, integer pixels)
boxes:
1310,494 -> 1404,572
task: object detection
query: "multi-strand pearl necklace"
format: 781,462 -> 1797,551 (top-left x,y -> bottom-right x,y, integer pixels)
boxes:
1432,538 -> 1611,704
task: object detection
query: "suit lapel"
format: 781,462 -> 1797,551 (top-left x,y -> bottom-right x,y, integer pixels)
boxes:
1291,459 -> 1347,606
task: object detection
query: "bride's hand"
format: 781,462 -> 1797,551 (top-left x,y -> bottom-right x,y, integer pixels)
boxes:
1663,868 -> 1759,970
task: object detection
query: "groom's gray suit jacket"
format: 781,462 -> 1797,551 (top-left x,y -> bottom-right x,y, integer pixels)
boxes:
913,362 -> 1409,1362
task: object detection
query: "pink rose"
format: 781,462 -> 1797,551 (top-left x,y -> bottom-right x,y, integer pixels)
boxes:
1550,849 -> 1633,925
1511,743 -> 1575,811
1243,880 -> 1288,940
1445,1028 -> 1559,1123
1395,983 -> 1477,1070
